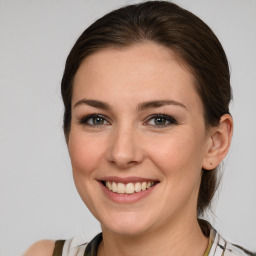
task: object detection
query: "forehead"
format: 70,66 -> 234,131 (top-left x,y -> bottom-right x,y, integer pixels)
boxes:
76,43 -> 188,80
72,43 -> 202,112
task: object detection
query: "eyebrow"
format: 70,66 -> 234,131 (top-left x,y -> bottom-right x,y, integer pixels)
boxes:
73,99 -> 187,111
73,99 -> 111,110
137,100 -> 187,111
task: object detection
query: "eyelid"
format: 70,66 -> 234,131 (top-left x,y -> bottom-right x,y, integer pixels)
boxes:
79,114 -> 111,126
78,113 -> 177,127
144,114 -> 177,127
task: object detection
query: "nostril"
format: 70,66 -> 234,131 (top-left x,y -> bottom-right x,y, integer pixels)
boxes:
106,135 -> 144,168
109,159 -> 138,169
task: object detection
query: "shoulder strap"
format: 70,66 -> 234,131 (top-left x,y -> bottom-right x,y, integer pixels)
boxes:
52,240 -> 65,256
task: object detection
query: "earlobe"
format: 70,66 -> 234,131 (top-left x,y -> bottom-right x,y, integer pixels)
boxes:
202,114 -> 233,170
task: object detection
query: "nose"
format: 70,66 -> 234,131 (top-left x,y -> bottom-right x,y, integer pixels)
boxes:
106,126 -> 144,169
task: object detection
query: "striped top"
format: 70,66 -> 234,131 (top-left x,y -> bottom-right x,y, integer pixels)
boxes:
52,222 -> 255,256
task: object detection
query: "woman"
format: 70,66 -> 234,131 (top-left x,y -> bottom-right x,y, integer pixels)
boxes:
24,1 -> 255,255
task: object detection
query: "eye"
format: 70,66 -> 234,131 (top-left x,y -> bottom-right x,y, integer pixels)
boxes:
79,114 -> 110,126
145,114 -> 177,127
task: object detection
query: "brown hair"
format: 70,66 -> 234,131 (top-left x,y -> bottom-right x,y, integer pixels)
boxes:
61,1 -> 231,216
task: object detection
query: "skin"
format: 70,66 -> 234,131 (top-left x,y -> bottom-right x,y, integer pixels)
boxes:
23,240 -> 54,256
24,43 -> 233,256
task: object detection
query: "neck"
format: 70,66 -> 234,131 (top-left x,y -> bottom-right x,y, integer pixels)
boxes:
98,217 -> 209,256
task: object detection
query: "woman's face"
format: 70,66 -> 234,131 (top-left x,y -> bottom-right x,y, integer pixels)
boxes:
68,43 -> 212,236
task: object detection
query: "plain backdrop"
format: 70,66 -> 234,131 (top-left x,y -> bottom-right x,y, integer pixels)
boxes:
0,0 -> 255,255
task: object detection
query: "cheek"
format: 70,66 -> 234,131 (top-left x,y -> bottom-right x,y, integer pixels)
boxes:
68,131 -> 105,176
146,131 -> 205,176
68,131 -> 107,215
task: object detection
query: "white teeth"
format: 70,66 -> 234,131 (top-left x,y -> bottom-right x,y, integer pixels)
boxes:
134,182 -> 142,192
117,183 -> 126,194
105,181 -> 155,194
106,181 -> 112,190
141,182 -> 147,191
126,183 -> 135,194
112,182 -> 117,192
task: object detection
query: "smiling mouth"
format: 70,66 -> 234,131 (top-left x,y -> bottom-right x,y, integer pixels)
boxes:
101,181 -> 158,195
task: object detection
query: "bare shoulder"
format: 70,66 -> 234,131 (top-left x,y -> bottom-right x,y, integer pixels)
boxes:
23,240 -> 55,256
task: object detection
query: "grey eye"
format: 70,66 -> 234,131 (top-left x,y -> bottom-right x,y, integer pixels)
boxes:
153,117 -> 167,125
146,114 -> 177,127
90,116 -> 106,125
80,114 -> 110,126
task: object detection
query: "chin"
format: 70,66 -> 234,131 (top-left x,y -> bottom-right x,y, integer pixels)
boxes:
100,211 -> 155,237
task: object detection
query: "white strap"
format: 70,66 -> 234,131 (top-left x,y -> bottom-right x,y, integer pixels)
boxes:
62,237 -> 88,256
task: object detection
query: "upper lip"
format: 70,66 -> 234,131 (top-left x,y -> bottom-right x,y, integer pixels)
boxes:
98,176 -> 159,184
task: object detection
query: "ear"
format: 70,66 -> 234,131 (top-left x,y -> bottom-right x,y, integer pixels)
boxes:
202,114 -> 233,170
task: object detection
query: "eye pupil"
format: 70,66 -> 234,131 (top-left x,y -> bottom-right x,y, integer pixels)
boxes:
93,117 -> 104,125
154,117 -> 166,125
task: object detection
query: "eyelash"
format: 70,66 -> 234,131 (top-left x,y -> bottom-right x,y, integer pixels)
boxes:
79,114 -> 110,126
79,113 -> 177,128
145,114 -> 177,127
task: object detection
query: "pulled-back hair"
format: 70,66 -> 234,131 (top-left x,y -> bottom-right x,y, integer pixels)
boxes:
61,1 -> 231,216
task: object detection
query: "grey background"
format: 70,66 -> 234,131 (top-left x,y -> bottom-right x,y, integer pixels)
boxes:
0,0 -> 255,255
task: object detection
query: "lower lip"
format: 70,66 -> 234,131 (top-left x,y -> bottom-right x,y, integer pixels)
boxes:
98,181 -> 158,204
